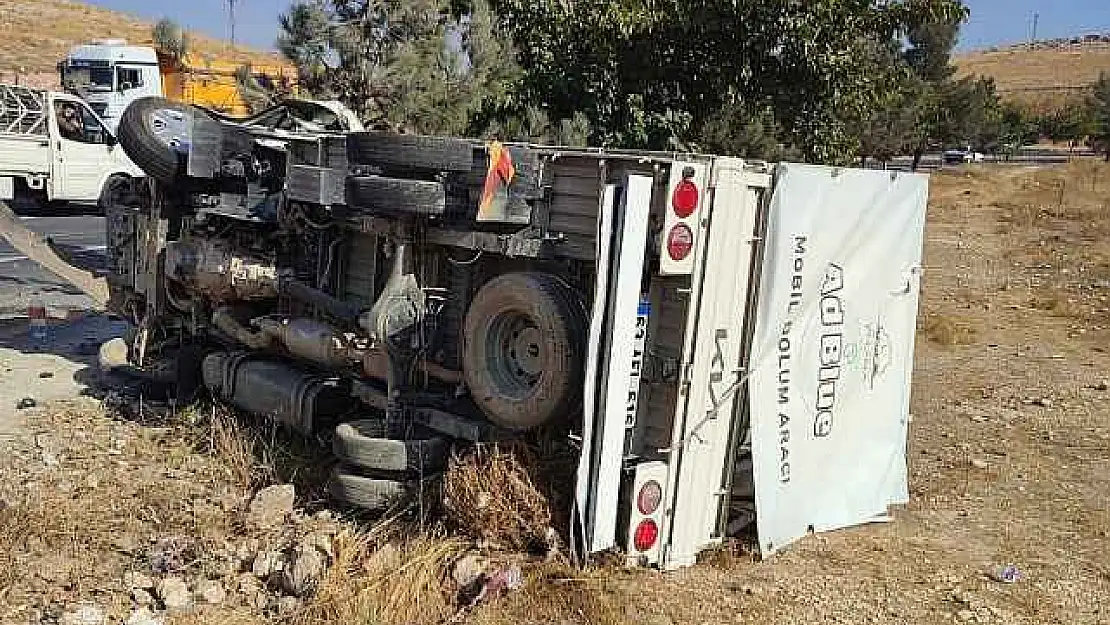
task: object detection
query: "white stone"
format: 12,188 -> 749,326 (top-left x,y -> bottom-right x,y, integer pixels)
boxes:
155,577 -> 193,613
247,484 -> 295,527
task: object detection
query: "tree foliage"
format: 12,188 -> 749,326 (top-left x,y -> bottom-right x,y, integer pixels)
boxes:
277,0 -> 519,136
488,0 -> 968,162
153,18 -> 190,61
1092,72 -> 1110,160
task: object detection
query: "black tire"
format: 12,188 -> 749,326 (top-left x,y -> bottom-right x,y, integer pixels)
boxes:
332,419 -> 449,473
462,272 -> 586,431
98,175 -> 132,213
117,97 -> 212,183
328,468 -> 439,512
345,176 -> 446,215
347,133 -> 474,172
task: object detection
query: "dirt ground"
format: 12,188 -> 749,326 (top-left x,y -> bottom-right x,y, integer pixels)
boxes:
0,161 -> 1108,625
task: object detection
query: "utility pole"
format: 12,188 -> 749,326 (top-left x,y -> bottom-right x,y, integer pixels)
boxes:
1030,12 -> 1040,48
228,0 -> 238,46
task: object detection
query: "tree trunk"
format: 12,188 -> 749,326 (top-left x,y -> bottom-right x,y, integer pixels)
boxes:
911,146 -> 924,172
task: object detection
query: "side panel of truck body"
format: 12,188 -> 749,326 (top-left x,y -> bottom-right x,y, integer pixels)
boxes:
748,164 -> 926,556
0,136 -> 51,180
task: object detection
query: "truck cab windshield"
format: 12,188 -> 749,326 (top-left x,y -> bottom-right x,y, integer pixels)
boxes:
62,64 -> 114,92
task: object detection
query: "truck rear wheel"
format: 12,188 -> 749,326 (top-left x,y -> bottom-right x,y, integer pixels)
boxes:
462,272 -> 586,431
117,97 -> 212,183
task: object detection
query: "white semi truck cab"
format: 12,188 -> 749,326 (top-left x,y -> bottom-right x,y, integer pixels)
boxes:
59,40 -> 161,132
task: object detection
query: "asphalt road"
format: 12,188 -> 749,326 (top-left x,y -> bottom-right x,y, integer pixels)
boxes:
0,207 -> 106,317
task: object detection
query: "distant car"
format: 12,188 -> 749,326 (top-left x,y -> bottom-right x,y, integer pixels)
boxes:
943,148 -> 985,165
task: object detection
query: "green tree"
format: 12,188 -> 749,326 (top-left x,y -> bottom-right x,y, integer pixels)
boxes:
936,76 -> 1002,152
1039,98 -> 1095,152
152,18 -> 190,62
277,0 -> 519,137
1091,72 -> 1110,161
488,0 -> 968,163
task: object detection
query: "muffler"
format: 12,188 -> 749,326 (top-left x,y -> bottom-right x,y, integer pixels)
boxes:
201,351 -> 349,433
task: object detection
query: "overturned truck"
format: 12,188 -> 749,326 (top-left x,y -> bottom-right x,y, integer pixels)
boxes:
95,96 -> 928,568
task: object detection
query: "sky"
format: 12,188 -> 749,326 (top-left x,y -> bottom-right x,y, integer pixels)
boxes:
84,0 -> 1110,53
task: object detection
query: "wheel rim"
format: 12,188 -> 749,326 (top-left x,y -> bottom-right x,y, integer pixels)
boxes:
486,311 -> 545,400
147,106 -> 192,154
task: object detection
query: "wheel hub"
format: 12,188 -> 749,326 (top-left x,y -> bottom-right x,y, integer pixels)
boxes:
148,107 -> 191,154
510,326 -> 543,377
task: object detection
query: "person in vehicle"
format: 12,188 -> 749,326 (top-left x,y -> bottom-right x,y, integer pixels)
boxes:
55,102 -> 83,141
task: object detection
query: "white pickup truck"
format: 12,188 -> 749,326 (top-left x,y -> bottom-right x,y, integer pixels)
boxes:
0,83 -> 142,209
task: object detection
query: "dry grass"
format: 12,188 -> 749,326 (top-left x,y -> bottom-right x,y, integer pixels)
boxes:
294,528 -> 467,625
0,0 -> 283,81
467,562 -> 627,625
442,445 -> 557,553
955,43 -> 1110,111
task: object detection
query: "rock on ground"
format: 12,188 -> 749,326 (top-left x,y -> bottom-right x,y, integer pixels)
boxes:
252,550 -> 285,579
130,588 -> 154,606
155,577 -> 193,613
61,604 -> 105,625
196,579 -> 227,605
247,484 -> 295,527
280,543 -> 328,597
277,596 -> 301,615
452,553 -> 488,589
124,571 -> 155,590
124,608 -> 164,625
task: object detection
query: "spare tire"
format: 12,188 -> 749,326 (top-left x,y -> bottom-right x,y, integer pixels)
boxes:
329,468 -> 439,513
329,469 -> 410,512
332,419 -> 449,473
462,272 -> 586,430
117,97 -> 215,183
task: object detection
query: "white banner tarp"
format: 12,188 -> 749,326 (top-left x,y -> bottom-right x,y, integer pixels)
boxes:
749,163 -> 928,555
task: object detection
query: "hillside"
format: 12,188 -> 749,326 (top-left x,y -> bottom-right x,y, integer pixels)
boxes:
955,37 -> 1110,112
0,0 -> 285,89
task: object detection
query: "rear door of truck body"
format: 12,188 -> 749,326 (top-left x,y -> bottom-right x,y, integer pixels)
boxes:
575,156 -> 766,560
657,158 -> 768,568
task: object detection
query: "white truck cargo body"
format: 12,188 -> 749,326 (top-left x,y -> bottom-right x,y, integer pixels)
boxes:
575,157 -> 928,568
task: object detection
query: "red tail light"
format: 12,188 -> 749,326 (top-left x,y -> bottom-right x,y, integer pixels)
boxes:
666,224 -> 694,261
633,519 -> 659,552
637,480 -> 662,515
672,179 -> 699,218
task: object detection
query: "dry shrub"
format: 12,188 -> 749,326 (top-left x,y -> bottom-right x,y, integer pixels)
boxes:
192,403 -> 334,505
197,405 -> 277,492
468,561 -> 627,625
0,503 -> 34,592
921,313 -> 977,345
295,527 -> 467,625
442,445 -> 555,552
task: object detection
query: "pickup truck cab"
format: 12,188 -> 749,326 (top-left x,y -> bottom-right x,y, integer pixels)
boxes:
0,84 -> 143,208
